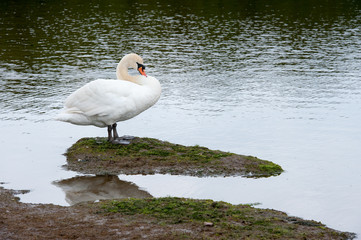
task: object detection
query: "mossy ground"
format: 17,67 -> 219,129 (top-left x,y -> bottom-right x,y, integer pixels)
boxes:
65,137 -> 283,177
97,197 -> 355,239
0,186 -> 356,239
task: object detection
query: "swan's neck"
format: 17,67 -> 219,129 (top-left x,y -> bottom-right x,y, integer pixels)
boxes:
116,60 -> 139,84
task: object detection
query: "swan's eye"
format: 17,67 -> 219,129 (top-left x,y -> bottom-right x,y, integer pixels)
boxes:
137,62 -> 147,77
137,62 -> 145,70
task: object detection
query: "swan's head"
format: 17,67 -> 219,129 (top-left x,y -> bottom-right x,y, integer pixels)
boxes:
121,53 -> 147,77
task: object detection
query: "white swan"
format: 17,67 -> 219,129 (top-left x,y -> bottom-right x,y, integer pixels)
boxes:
56,53 -> 161,144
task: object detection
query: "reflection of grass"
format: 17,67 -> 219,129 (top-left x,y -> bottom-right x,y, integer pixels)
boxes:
99,197 -> 352,239
66,137 -> 284,177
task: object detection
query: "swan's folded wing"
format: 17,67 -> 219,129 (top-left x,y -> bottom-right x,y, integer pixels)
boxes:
64,79 -> 138,118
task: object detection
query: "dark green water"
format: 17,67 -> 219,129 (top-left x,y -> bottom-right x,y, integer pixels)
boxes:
1,0 -> 361,118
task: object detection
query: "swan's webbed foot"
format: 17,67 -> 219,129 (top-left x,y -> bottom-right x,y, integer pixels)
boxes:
111,138 -> 130,145
120,135 -> 136,141
111,136 -> 136,145
107,124 -> 135,145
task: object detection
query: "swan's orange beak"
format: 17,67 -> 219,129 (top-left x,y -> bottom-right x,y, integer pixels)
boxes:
137,62 -> 147,77
138,66 -> 147,77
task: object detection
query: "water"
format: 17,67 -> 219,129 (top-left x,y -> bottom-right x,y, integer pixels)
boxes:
1,0 -> 361,237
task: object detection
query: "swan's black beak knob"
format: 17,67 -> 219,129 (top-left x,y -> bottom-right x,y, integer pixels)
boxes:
137,62 -> 147,77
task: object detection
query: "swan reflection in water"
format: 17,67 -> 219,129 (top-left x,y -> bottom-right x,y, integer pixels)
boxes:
54,175 -> 152,205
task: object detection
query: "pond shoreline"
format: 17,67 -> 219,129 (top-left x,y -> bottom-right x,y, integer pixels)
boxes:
64,137 -> 284,177
0,186 -> 356,239
0,138 -> 356,238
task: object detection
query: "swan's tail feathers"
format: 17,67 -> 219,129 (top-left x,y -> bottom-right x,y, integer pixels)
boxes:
55,109 -> 91,126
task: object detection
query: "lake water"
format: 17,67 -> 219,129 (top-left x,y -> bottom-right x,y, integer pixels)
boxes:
1,0 -> 361,237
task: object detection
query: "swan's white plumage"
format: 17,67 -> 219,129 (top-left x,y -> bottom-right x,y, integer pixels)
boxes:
56,54 -> 161,129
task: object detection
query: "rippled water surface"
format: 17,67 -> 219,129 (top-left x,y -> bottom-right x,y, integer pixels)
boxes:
1,0 -> 361,237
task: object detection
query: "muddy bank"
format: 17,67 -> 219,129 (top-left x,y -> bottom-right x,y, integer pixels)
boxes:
64,137 -> 283,177
0,186 -> 355,239
2,137 -> 354,239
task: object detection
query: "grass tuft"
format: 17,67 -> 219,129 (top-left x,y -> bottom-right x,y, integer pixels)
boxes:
66,137 -> 284,177
97,197 -> 354,239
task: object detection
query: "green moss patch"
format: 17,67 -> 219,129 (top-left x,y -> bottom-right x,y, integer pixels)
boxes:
65,137 -> 283,177
97,197 -> 355,239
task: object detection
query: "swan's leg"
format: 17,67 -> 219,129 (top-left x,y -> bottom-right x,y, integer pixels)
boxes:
110,123 -> 133,145
107,125 -> 113,142
112,123 -> 119,139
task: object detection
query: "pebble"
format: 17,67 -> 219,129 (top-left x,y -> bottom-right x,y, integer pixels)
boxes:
203,222 -> 214,227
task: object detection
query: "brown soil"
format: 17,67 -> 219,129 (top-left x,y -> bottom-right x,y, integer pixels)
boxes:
1,138 -> 356,239
0,186 -> 356,239
0,187 -> 172,239
64,137 -> 283,177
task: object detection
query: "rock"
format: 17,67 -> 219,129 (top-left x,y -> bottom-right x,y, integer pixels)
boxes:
203,222 -> 214,227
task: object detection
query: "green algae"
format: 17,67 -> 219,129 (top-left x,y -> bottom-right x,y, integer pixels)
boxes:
97,197 -> 355,240
65,137 -> 284,177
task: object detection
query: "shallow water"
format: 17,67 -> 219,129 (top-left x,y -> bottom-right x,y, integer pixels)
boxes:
1,0 -> 361,237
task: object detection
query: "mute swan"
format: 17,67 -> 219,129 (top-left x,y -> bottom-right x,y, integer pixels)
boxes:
56,53 -> 161,144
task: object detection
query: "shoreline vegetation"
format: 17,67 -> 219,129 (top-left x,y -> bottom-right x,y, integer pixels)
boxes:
0,186 -> 355,239
64,137 -> 284,177
0,137 -> 356,239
